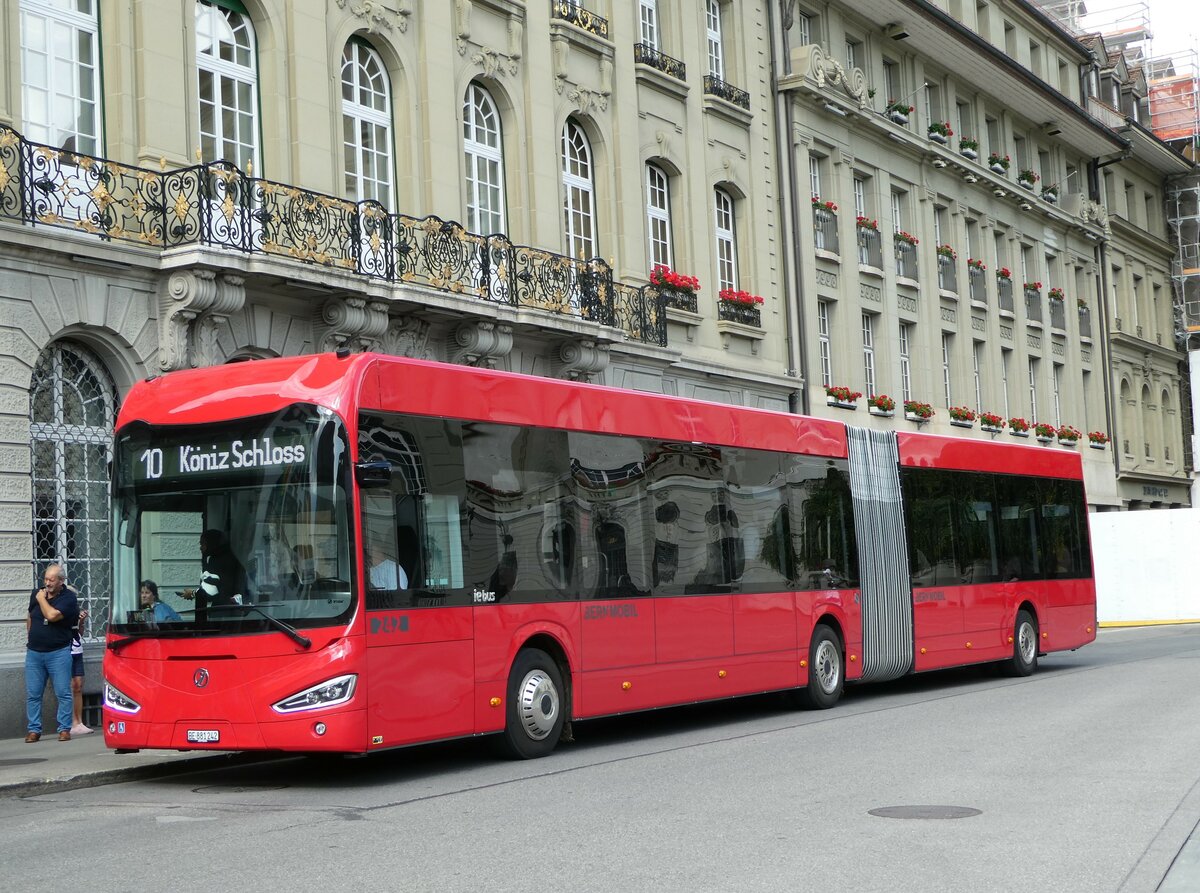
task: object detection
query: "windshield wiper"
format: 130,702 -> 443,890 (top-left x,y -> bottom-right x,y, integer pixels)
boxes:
241,604 -> 312,649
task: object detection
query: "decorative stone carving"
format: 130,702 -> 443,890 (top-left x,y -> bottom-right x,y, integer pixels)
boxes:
384,316 -> 435,360
453,320 -> 513,367
789,44 -> 869,109
555,338 -> 610,382
552,35 -> 569,93
160,269 -> 247,371
315,296 -> 389,353
455,0 -> 471,54
336,0 -> 410,34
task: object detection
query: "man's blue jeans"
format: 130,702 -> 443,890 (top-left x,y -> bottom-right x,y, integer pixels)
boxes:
26,646 -> 73,734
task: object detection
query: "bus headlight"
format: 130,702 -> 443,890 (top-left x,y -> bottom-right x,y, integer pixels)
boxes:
104,681 -> 142,714
271,674 -> 357,714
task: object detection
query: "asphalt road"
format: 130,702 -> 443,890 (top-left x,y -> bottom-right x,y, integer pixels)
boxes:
3,625 -> 1200,892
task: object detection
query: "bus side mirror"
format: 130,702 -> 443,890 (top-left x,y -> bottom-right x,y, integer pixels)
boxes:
355,461 -> 393,489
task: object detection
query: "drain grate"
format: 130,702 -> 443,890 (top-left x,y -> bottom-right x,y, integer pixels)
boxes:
0,758 -> 49,768
869,805 -> 982,820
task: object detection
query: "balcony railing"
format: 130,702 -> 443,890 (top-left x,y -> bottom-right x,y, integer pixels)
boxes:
937,255 -> 958,293
813,207 -> 839,254
633,43 -> 686,80
0,124 -> 665,345
652,285 -> 698,314
1049,299 -> 1066,330
703,75 -> 751,109
717,301 -> 762,326
857,227 -> 882,269
895,241 -> 918,280
969,267 -> 987,304
998,277 -> 1015,313
1079,307 -> 1092,338
1025,288 -> 1043,323
551,1 -> 609,38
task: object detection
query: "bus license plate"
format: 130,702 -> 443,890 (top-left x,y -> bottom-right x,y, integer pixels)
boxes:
186,729 -> 220,743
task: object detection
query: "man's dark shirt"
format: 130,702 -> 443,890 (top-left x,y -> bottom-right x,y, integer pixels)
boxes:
27,588 -> 79,652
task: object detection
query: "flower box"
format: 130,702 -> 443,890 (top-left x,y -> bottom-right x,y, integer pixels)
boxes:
928,131 -> 949,145
981,424 -> 1003,434
889,111 -> 909,125
868,406 -> 894,417
1036,435 -> 1054,444
828,398 -> 859,410
1010,430 -> 1029,438
990,162 -> 1008,175
950,419 -> 974,429
868,395 -> 896,416
1089,442 -> 1107,450
825,386 -> 862,409
903,401 -> 934,422
1058,438 -> 1078,447
1018,177 -> 1037,190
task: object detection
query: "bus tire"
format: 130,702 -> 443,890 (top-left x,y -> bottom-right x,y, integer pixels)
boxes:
499,648 -> 566,759
796,624 -> 843,709
1003,610 -> 1039,677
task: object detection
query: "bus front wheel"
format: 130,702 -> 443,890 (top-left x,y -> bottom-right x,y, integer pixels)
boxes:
1003,610 -> 1039,677
795,625 -> 843,709
499,648 -> 566,759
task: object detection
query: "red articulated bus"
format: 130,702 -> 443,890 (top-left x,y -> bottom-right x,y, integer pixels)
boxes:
103,352 -> 1096,758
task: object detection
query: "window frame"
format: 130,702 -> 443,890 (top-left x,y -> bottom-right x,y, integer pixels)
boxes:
341,39 -> 394,207
19,0 -> 103,153
464,82 -> 507,235
645,162 -> 673,271
195,0 -> 261,171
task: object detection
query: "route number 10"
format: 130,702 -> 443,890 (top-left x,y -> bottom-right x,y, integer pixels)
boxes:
140,448 -> 164,479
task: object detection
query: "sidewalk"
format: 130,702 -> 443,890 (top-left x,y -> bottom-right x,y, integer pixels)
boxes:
0,729 -> 267,798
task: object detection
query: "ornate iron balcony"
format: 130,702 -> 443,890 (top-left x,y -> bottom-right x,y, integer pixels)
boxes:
652,285 -> 698,314
634,44 -> 686,81
551,1 -> 609,39
703,75 -> 751,110
0,125 -> 664,345
717,301 -> 762,326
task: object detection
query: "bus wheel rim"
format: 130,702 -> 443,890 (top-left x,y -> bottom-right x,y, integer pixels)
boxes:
1018,621 -> 1036,664
815,640 -> 840,693
517,670 -> 559,741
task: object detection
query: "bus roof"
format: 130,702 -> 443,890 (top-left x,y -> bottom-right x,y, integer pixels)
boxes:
896,430 -> 1084,480
118,353 -> 850,458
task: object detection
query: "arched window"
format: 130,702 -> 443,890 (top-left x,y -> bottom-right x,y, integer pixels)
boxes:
29,342 -> 117,640
463,83 -> 506,234
19,0 -> 101,153
1119,379 -> 1134,457
645,163 -> 673,271
561,120 -> 596,260
1141,384 -> 1153,461
341,40 -> 393,205
639,0 -> 660,48
714,187 -> 737,292
196,0 -> 259,169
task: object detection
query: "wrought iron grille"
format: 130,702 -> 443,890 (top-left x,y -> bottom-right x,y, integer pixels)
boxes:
895,241 -> 918,280
1079,307 -> 1092,338
998,278 -> 1015,313
717,302 -> 762,326
634,44 -> 686,80
813,207 -> 839,254
969,267 -> 988,304
857,227 -> 882,268
1049,299 -> 1066,330
551,0 -> 609,38
29,342 -> 115,643
937,256 -> 958,293
0,125 -> 664,345
703,76 -> 751,110
653,284 -> 698,314
1025,289 -> 1043,323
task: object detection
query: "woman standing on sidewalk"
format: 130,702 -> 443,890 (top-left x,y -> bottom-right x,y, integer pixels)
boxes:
24,564 -> 79,743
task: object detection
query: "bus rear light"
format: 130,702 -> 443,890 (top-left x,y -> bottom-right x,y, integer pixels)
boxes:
272,674 -> 357,713
104,682 -> 142,714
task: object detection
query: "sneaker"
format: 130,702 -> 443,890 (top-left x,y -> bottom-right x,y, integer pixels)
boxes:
70,724 -> 94,736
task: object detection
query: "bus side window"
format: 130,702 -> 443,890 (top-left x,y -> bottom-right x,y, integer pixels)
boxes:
362,490 -> 401,609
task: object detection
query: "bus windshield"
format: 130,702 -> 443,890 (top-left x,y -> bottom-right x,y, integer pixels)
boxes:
111,403 -> 352,636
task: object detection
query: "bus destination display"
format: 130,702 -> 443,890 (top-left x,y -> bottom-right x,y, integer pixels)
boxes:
132,434 -> 307,484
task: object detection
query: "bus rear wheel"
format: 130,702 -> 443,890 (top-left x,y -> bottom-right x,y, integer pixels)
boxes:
499,648 -> 566,759
795,625 -> 843,709
1003,610 -> 1039,677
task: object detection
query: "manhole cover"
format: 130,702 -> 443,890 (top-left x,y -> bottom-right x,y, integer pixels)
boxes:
869,805 -> 982,820
0,758 -> 47,768
192,784 -> 289,794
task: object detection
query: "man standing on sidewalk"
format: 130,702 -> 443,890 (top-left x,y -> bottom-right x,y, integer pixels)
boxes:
24,564 -> 79,743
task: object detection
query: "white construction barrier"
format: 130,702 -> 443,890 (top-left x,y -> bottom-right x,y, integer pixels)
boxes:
1090,507 -> 1200,624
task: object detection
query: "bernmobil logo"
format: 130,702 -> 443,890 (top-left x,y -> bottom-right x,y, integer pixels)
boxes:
370,615 -> 409,634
